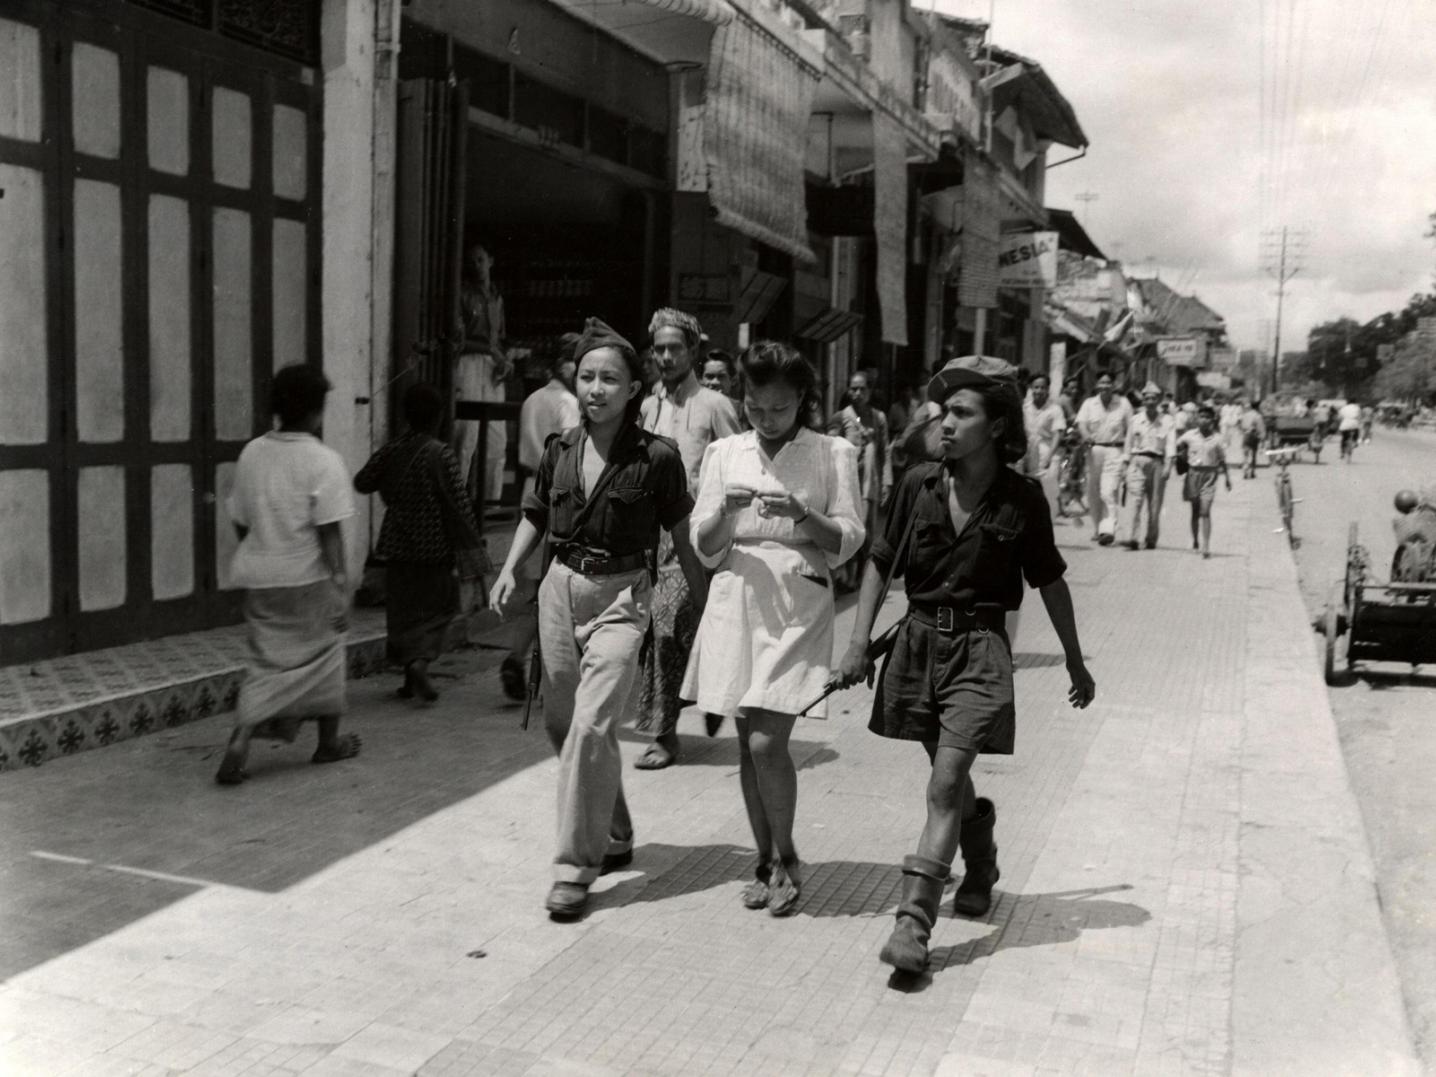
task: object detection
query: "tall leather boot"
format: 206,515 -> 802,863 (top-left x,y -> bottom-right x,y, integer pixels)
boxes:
953,797 -> 999,917
879,854 -> 949,973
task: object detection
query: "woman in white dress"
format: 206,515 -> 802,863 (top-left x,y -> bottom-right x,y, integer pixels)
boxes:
683,342 -> 864,915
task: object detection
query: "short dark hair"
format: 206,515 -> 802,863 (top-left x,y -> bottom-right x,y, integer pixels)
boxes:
402,381 -> 444,433
1197,403 -> 1217,419
969,381 -> 1029,465
740,340 -> 818,412
271,364 -> 330,426
703,349 -> 736,377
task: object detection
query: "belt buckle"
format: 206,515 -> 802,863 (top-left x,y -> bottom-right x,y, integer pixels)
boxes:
577,554 -> 597,573
937,606 -> 954,633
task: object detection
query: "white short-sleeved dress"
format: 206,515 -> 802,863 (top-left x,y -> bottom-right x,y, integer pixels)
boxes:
681,428 -> 865,719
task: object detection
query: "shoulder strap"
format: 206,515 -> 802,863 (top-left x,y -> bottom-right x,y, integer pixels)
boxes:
875,477 -> 923,606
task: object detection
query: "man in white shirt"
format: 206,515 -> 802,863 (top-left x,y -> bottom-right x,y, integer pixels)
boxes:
1075,372 -> 1134,545
500,336 -> 583,701
1120,382 -> 1175,550
1022,374 -> 1066,480
518,337 -> 581,498
636,308 -> 742,769
1337,399 -> 1363,461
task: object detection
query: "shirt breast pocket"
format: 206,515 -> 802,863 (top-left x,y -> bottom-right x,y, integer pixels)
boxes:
549,486 -> 577,535
607,485 -> 655,549
975,521 -> 1022,582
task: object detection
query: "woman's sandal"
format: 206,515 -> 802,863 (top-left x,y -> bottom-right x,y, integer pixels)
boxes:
741,862 -> 773,910
768,858 -> 803,918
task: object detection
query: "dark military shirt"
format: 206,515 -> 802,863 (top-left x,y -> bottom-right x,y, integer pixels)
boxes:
870,461 -> 1066,610
521,423 -> 694,558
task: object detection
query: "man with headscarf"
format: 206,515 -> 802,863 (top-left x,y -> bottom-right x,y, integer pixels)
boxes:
635,307 -> 742,769
1075,373 -> 1134,545
1120,382 -> 1175,549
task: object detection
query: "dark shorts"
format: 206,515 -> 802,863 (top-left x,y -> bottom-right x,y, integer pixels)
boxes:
868,616 -> 1015,754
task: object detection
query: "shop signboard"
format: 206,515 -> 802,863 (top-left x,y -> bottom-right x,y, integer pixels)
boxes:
1157,337 -> 1203,367
997,231 -> 1058,288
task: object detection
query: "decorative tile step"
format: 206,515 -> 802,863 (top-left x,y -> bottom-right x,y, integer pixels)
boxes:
0,612 -> 388,774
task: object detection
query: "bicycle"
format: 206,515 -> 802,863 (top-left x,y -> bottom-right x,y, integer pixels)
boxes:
1056,430 -> 1088,517
1265,446 -> 1301,546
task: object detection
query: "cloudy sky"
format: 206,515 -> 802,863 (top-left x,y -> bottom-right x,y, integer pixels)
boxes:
934,0 -> 1436,355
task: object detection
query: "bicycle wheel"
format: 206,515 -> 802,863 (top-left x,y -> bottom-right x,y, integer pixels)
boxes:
1277,473 -> 1294,540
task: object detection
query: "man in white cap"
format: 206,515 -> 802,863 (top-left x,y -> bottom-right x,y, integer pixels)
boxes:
1074,373 -> 1133,545
1120,382 -> 1175,549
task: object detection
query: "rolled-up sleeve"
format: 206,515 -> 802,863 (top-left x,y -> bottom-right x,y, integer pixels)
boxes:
823,436 -> 865,569
521,438 -> 556,532
1019,482 -> 1067,589
689,440 -> 728,570
652,443 -> 695,532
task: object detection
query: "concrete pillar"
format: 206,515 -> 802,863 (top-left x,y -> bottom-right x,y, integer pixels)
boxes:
320,0 -> 399,573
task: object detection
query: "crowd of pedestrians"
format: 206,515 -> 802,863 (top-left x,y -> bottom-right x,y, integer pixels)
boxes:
212,308 -> 1105,976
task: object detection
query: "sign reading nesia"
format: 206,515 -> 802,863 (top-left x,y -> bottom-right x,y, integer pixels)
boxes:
997,232 -> 1058,287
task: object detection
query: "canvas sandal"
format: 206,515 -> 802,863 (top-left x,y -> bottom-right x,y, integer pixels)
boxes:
768,858 -> 803,918
741,861 -> 773,909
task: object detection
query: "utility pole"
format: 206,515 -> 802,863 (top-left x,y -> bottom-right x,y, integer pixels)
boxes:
1260,227 -> 1307,394
1074,191 -> 1099,228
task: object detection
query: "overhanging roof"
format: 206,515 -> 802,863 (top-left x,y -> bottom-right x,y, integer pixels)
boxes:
1047,207 -> 1106,260
982,46 -> 1086,149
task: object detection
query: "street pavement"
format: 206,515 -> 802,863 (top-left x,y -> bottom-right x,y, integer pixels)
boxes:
1287,426 -> 1436,1071
0,470 -> 1421,1076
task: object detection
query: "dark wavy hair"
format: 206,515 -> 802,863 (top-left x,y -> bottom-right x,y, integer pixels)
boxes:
271,364 -> 331,427
739,340 -> 820,420
402,381 -> 444,434
970,380 -> 1029,465
577,343 -> 646,425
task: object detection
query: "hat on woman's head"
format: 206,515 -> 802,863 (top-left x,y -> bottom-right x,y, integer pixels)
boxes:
574,317 -> 635,362
927,354 -> 1019,402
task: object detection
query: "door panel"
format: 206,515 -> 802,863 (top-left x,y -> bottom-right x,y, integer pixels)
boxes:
0,2 -> 320,661
0,162 -> 48,446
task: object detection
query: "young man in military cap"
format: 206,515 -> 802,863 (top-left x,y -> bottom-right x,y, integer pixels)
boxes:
836,354 -> 1096,975
1120,382 -> 1175,550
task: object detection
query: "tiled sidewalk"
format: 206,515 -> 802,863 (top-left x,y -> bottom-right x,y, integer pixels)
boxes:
0,481 -> 1419,1075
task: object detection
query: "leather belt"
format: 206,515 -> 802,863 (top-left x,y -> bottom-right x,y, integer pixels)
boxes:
1133,451 -> 1163,458
908,603 -> 1005,634
1093,441 -> 1124,447
556,547 -> 649,576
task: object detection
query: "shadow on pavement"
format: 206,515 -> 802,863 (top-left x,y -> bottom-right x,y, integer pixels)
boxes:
0,679 -> 553,979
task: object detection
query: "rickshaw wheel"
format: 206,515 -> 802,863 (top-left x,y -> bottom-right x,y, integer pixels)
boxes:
1346,587 -> 1363,678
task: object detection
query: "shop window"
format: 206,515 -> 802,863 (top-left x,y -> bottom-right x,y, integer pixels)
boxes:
454,42 -> 509,120
513,73 -> 583,149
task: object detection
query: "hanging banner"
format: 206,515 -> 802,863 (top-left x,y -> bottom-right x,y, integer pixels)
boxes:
873,109 -> 909,346
958,149 -> 999,309
997,231 -> 1058,288
703,14 -> 820,263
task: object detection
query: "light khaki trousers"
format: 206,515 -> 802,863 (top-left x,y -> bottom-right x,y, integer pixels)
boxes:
539,561 -> 650,885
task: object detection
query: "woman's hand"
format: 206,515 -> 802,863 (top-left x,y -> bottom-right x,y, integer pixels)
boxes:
722,484 -> 756,517
755,488 -> 807,520
1066,658 -> 1096,708
489,569 -> 517,615
833,642 -> 874,689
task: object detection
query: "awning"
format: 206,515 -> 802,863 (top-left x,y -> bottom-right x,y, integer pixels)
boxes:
872,109 -> 909,345
704,13 -> 820,263
634,0 -> 731,19
732,269 -> 788,325
796,308 -> 863,343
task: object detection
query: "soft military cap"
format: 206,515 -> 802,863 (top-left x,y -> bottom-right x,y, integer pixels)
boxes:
574,316 -> 635,363
927,354 -> 1019,402
1141,381 -> 1161,397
